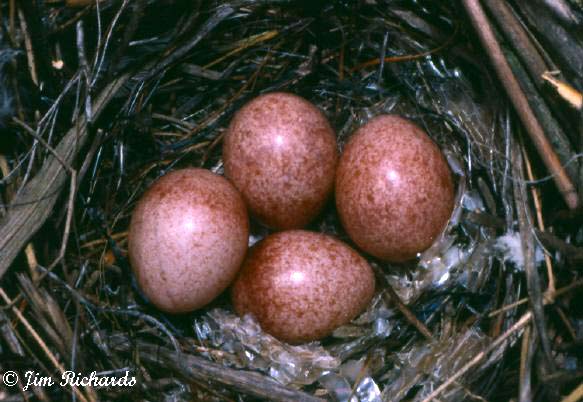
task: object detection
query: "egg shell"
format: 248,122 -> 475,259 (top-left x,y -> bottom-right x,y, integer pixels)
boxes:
128,168 -> 249,313
231,230 -> 375,344
336,115 -> 454,262
223,92 -> 338,229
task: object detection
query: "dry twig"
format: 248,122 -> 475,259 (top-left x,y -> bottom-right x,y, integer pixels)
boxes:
0,73 -> 130,279
0,288 -> 93,402
113,340 -> 325,402
421,312 -> 533,402
461,0 -> 579,210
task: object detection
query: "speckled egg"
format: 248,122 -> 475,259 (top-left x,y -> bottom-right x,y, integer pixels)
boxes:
336,115 -> 454,262
128,168 -> 249,313
231,230 -> 375,344
223,92 -> 338,229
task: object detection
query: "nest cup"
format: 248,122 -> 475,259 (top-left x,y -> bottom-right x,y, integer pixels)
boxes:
1,1 -> 581,401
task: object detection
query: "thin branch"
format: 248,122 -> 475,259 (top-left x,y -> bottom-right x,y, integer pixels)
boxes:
481,0 -> 548,86
113,341 -> 325,402
17,7 -> 38,86
561,382 -> 583,402
143,5 -> 235,80
512,139 -> 555,371
0,288 -> 91,402
504,50 -> 578,181
522,147 -> 555,294
421,311 -> 533,402
0,73 -> 130,279
12,118 -> 75,174
377,270 -> 434,341
542,72 -> 583,110
487,278 -> 583,318
461,0 -> 579,209
518,325 -> 536,402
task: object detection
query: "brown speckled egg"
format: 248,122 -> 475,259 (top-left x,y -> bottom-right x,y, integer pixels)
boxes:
231,230 -> 375,344
128,168 -> 249,313
336,115 -> 454,262
223,92 -> 338,229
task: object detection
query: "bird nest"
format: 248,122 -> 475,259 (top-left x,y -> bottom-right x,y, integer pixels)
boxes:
1,1 -> 582,401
